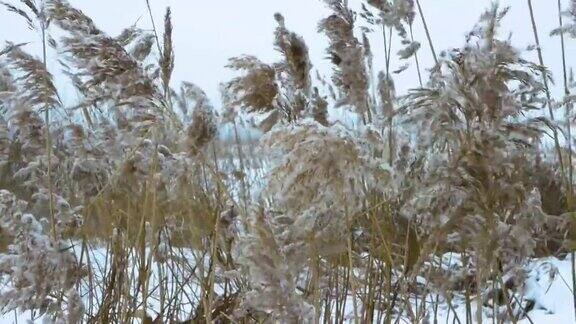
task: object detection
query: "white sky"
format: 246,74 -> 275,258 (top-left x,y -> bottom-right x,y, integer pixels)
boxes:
1,0 -> 575,107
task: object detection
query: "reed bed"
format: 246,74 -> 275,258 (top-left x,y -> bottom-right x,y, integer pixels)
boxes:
0,0 -> 575,323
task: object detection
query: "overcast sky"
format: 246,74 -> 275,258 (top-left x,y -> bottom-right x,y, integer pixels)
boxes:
1,0 -> 575,107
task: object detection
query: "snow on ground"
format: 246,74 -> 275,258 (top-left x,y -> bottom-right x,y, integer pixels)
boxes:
420,256 -> 576,324
0,246 -> 203,324
1,253 -> 576,323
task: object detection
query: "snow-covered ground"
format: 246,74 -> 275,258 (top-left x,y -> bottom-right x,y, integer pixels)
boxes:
429,256 -> 576,324
341,255 -> 576,323
2,253 -> 576,323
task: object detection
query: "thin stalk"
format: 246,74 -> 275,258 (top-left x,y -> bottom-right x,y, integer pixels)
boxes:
145,0 -> 162,55
380,23 -> 393,166
416,0 -> 438,65
527,0 -> 567,189
557,1 -> 576,320
380,23 -> 395,166
204,212 -> 220,323
410,24 -> 423,87
347,234 -> 359,324
558,0 -> 574,207
232,119 -> 249,214
40,13 -> 56,240
386,25 -> 393,76
382,24 -> 389,76
573,254 -> 576,324
387,110 -> 395,166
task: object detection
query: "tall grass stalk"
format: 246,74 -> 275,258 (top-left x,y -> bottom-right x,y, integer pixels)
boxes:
415,0 -> 438,65
556,0 -> 576,321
